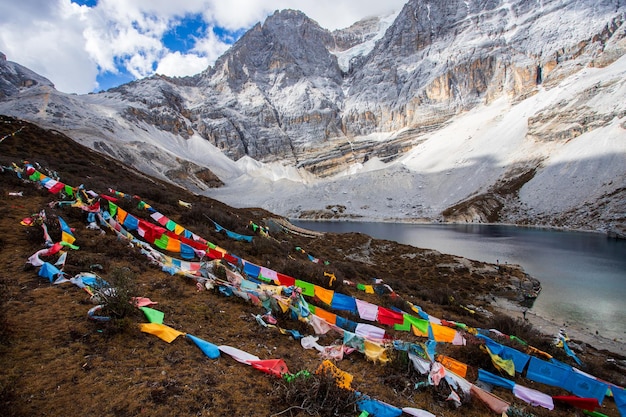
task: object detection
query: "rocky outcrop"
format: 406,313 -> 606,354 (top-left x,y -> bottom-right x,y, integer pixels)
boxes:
527,79 -> 626,142
442,163 -> 541,223
329,16 -> 384,52
110,77 -> 195,138
0,51 -> 55,99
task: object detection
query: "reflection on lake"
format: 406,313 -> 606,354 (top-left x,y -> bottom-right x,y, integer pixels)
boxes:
292,221 -> 626,342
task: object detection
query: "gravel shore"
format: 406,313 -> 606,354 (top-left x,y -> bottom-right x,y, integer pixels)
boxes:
492,297 -> 625,357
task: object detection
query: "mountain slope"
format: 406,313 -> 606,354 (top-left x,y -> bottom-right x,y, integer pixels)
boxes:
0,0 -> 625,233
1,115 -> 624,417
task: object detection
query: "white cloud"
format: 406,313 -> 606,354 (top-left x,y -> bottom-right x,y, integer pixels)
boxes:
0,0 -> 99,93
204,0 -> 272,31
0,0 -> 408,93
155,52 -> 208,78
155,25 -> 232,78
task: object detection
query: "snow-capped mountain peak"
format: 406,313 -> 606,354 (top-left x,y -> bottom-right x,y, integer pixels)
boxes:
0,0 -> 625,233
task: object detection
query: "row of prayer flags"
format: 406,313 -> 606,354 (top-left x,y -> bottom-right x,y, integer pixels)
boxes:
235,257 -> 465,345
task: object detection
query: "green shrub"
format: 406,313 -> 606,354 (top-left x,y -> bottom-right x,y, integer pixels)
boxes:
96,267 -> 138,319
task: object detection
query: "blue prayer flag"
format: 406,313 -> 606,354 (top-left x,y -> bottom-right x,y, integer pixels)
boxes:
477,369 -> 516,391
187,334 -> 220,359
330,292 -> 357,313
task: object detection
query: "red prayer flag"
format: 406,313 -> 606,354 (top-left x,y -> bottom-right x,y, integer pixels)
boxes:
553,395 -> 599,411
277,273 -> 296,287
249,359 -> 290,378
377,307 -> 404,326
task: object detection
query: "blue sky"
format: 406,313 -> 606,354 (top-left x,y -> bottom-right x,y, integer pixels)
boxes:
0,0 -> 406,93
95,13 -> 246,91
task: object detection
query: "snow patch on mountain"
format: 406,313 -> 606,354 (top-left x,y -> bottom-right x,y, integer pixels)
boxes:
331,11 -> 400,72
234,156 -> 314,183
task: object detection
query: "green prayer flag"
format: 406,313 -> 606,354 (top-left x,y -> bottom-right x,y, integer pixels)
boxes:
141,307 -> 164,324
583,410 -> 609,417
59,241 -> 79,250
394,314 -> 412,331
154,234 -> 169,250
64,185 -> 74,197
108,201 -> 118,217
258,274 -> 273,283
165,219 -> 177,232
510,335 -> 528,346
406,315 -> 430,336
295,279 -> 315,297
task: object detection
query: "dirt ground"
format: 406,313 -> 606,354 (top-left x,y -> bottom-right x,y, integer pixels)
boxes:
0,116 -> 624,417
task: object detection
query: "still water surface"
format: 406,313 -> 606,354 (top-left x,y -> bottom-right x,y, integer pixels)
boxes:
292,221 -> 626,342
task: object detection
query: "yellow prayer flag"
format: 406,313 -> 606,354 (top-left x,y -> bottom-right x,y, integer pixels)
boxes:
316,360 -> 353,390
140,323 -> 184,343
61,231 -> 76,245
277,298 -> 291,313
363,340 -> 391,363
484,346 -> 515,376
260,284 -> 283,295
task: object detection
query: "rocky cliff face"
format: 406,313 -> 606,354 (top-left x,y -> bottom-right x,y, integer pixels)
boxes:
329,16 -> 384,52
176,0 -> 624,173
0,52 -> 55,99
190,10 -> 345,163
342,0 -> 625,137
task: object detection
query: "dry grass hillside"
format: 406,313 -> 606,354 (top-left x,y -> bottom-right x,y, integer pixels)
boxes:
0,115 -> 623,417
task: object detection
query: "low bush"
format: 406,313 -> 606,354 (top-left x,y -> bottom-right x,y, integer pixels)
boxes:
96,267 -> 138,320
272,369 -> 358,417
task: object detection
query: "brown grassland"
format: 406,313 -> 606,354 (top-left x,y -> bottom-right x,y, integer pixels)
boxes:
0,115 -> 623,417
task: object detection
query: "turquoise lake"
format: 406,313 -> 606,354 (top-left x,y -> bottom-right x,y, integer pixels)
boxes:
292,221 -> 626,343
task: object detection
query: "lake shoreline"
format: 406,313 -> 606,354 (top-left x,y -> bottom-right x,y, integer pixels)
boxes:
492,297 -> 626,357
292,217 -> 615,238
